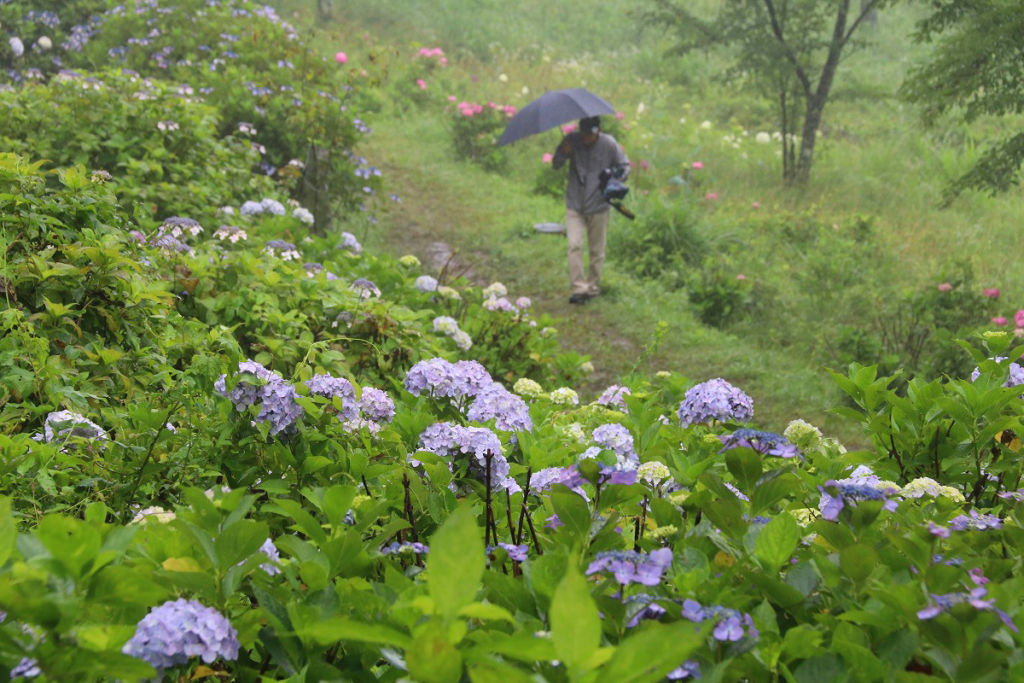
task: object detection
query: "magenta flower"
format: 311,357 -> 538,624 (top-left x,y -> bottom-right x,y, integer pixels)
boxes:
983,288 -> 1000,298
334,51 -> 347,64
542,153 -> 553,164
1016,309 -> 1024,328
416,78 -> 426,90
615,111 -> 625,120
447,95 -> 456,102
691,161 -> 704,170
752,201 -> 760,208
736,273 -> 747,280
993,316 -> 1008,325
704,192 -> 719,200
561,123 -> 577,134
638,160 -> 651,171
937,282 -> 953,292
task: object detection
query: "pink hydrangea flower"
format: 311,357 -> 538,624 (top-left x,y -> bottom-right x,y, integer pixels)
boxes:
447,95 -> 456,102
752,201 -> 760,209
638,160 -> 651,171
1016,310 -> 1024,328
736,274 -> 747,280
993,317 -> 1008,325
561,123 -> 577,134
983,288 -> 1001,298
704,192 -> 719,200
692,161 -> 704,170
334,52 -> 347,64
615,111 -> 625,120
937,283 -> 953,292
416,79 -> 427,90
542,153 -> 553,164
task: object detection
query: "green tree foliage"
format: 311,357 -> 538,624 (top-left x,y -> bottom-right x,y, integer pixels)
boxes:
642,0 -> 890,184
900,0 -> 1024,202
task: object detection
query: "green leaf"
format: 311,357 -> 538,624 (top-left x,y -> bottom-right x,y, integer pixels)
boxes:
594,622 -> 707,683
551,565 -> 601,676
428,504 -> 485,620
297,618 -> 411,649
726,448 -> 762,493
755,512 -> 800,572
0,498 -> 16,567
839,544 -> 878,583
459,602 -> 515,623
213,519 -> 268,571
549,488 -> 592,541
406,625 -> 463,683
750,473 -> 802,516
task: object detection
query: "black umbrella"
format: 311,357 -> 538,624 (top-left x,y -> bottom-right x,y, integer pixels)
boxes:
497,88 -> 616,146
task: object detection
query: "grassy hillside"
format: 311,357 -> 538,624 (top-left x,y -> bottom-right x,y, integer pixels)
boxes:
274,0 -> 1024,444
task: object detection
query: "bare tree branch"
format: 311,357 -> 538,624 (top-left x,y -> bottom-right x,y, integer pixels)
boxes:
763,0 -> 812,95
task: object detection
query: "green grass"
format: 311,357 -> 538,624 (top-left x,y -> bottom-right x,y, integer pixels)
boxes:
274,0 -> 1024,447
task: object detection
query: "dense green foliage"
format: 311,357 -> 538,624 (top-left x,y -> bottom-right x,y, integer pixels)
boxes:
1,0 -> 1024,681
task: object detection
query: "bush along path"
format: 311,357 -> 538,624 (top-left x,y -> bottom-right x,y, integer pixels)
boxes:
1,1 -> 1023,681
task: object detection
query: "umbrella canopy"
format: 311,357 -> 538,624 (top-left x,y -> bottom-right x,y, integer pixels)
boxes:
497,88 -> 616,146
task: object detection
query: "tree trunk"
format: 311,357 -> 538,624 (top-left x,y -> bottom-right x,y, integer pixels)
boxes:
791,0 -> 850,184
299,144 -> 332,234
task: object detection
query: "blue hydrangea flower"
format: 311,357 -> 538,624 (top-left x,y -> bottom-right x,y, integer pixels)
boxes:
718,429 -> 800,458
257,538 -> 281,575
585,548 -> 673,586
949,510 -> 1002,531
215,360 -> 279,412
596,463 -> 639,485
467,384 -> 533,432
917,586 -> 1018,632
667,661 -> 701,680
529,466 -> 587,498
418,421 -> 460,457
970,356 -> 1024,387
818,480 -> 898,521
681,600 -> 759,642
381,542 -> 429,555
351,278 -> 381,299
339,231 -> 362,255
359,387 -> 395,423
122,599 -> 239,671
624,594 -> 667,628
489,543 -> 528,562
677,379 -> 754,427
305,374 -> 358,421
592,423 -> 637,464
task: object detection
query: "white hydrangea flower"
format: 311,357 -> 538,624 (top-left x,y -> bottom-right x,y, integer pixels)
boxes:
559,422 -> 586,443
902,477 -> 965,502
783,419 -> 822,451
9,37 -> 24,58
637,461 -> 671,484
655,371 -> 672,379
131,506 -> 176,524
260,198 -> 286,216
37,36 -> 52,51
549,387 -> 579,405
293,207 -> 314,225
580,361 -> 594,374
432,316 -> 460,335
482,282 -> 507,298
452,330 -> 473,351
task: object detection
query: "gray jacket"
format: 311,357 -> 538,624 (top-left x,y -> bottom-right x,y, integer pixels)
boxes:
552,131 -> 629,214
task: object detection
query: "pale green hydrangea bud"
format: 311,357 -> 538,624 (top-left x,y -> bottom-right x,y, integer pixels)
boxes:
783,419 -> 822,451
902,477 -> 965,502
559,422 -> 586,443
399,254 -> 421,267
549,387 -> 579,405
650,524 -> 678,539
790,508 -> 818,527
580,361 -> 594,374
655,371 -> 672,379
514,378 -> 544,399
437,286 -> 461,300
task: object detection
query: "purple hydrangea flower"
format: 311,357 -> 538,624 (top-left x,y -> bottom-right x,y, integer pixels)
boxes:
406,358 -> 494,401
467,384 -> 533,432
452,360 -> 495,398
418,421 -> 461,457
489,543 -> 528,562
998,489 -> 1024,502
339,231 -> 362,255
530,466 -> 588,498
624,594 -> 668,628
359,387 -> 395,423
351,278 -> 381,299
215,360 -> 279,412
680,600 -> 759,642
970,356 -> 1024,387
596,384 -> 631,411
818,480 -> 898,521
381,541 -> 429,555
122,599 -> 239,671
303,262 -> 338,280
949,510 -> 1002,531
596,463 -> 639,485
257,538 -> 281,575
483,296 -> 517,312
718,429 -> 800,458
256,378 -> 304,436
592,423 -> 637,464
585,548 -> 673,586
305,373 -> 358,420
917,586 -> 1018,632
677,379 -> 754,427
667,661 -> 701,680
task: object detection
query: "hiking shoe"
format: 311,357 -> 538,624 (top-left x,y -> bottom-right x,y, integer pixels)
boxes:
568,293 -> 590,305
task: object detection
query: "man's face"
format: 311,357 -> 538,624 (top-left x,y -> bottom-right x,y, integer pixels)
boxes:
581,129 -> 599,146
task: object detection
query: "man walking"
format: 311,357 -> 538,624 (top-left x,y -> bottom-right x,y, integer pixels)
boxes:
551,116 -> 629,304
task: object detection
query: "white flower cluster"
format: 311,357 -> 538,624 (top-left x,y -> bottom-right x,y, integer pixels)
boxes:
293,207 -> 314,225
513,378 -> 543,399
431,316 -> 472,351
549,387 -> 579,405
902,477 -> 965,502
415,275 -> 438,292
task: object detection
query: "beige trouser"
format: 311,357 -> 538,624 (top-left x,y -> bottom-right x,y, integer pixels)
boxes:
566,208 -> 609,296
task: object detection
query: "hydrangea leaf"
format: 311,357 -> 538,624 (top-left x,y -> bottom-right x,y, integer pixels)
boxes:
755,512 -> 800,572
594,622 -> 708,683
551,565 -> 601,676
428,504 -> 485,620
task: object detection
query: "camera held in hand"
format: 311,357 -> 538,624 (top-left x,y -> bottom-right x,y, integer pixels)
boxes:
598,166 -> 634,219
